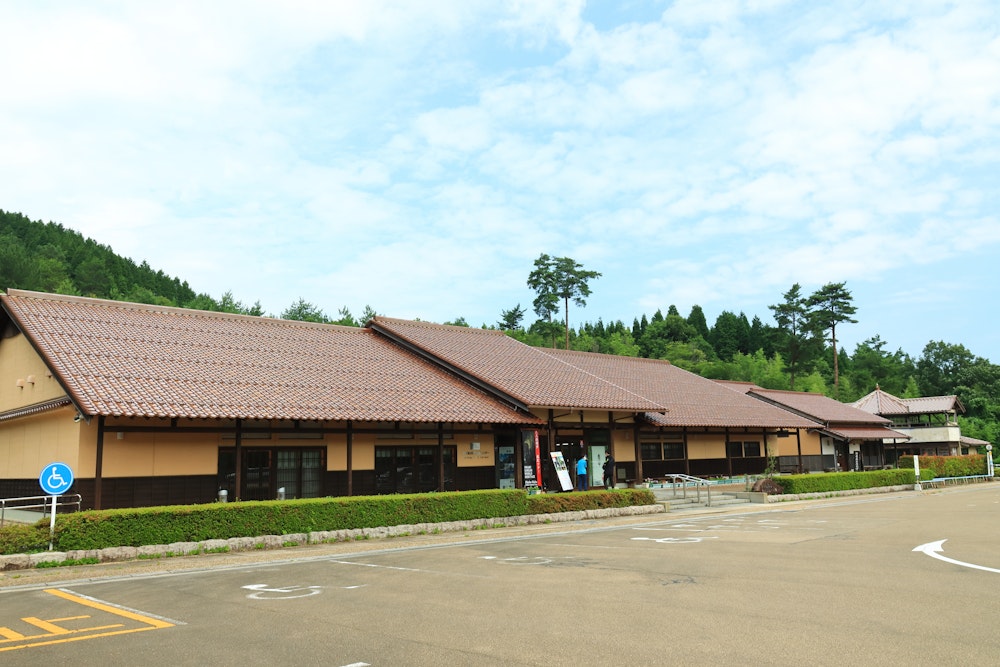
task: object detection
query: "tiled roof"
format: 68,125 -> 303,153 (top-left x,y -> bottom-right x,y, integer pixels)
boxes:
370,318 -> 667,411
822,426 -> 911,441
546,349 -> 818,429
853,387 -> 964,416
960,435 -> 991,447
1,290 -> 540,424
852,387 -> 910,415
0,397 -> 72,422
748,388 -> 891,426
901,395 -> 964,414
372,318 -> 816,429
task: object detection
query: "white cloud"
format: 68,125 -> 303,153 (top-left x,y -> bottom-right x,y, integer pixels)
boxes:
0,0 -> 998,360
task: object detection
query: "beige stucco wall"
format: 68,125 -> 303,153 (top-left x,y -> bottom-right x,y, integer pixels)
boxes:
0,332 -> 67,412
0,406 -> 83,477
456,434 -> 495,467
772,429 -> 821,456
98,431 -> 218,477
612,429 -> 634,462
687,433 -> 727,459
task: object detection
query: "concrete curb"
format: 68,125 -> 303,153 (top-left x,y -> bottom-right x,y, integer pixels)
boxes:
0,504 -> 666,572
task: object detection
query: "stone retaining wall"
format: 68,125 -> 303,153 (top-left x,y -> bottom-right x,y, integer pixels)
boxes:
0,504 -> 665,572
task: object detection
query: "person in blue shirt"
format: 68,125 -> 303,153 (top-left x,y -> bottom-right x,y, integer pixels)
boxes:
576,455 -> 588,491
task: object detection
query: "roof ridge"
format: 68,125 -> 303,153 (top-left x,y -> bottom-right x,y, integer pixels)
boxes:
370,316 -> 507,337
3,289 -> 359,332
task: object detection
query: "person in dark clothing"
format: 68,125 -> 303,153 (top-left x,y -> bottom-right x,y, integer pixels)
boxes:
603,455 -> 615,489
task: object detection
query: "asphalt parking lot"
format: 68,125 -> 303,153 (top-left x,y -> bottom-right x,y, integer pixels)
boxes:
2,484 -> 999,666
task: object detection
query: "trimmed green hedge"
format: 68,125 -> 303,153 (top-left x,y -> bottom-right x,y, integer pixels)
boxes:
0,488 -> 656,554
773,468 -> 933,494
897,454 -> 987,478
0,522 -> 49,555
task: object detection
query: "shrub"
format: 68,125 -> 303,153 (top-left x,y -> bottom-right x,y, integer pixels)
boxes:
53,489 -> 534,551
773,469 -> 927,494
46,488 -> 656,552
897,455 -> 986,478
525,489 -> 655,515
0,522 -> 50,555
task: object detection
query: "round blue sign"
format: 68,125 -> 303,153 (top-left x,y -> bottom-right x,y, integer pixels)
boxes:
39,462 -> 74,495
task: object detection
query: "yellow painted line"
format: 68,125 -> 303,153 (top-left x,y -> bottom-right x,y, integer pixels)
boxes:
0,622 -> 125,644
21,616 -> 75,635
44,589 -> 176,628
0,588 -> 176,653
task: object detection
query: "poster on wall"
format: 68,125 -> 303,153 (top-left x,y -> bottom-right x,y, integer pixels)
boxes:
549,452 -> 573,491
498,445 -> 516,489
521,430 -> 539,488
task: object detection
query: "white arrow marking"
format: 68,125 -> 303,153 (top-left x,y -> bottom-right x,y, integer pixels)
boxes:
912,540 -> 1000,574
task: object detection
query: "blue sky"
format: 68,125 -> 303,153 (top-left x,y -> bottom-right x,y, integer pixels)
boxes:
2,1 -> 998,363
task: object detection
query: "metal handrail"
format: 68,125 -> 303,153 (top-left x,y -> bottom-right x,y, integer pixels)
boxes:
664,474 -> 711,507
0,494 -> 83,528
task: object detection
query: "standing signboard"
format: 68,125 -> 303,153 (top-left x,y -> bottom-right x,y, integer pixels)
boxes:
39,462 -> 74,551
549,452 -> 574,491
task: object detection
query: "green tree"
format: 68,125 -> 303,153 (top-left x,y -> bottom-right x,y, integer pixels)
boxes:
686,305 -> 710,340
0,233 -> 38,289
331,307 -> 359,327
74,256 -> 111,296
769,283 -> 817,390
807,281 -> 857,398
709,311 -> 750,361
526,253 -> 601,350
916,341 -> 976,397
281,298 -> 328,323
846,335 -> 915,397
497,304 -> 526,331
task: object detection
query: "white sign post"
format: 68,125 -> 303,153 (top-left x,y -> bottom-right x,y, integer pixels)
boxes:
913,454 -> 921,491
39,462 -> 74,551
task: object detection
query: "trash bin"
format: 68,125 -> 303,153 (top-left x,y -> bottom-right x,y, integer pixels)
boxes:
218,489 -> 228,503
277,487 -> 285,501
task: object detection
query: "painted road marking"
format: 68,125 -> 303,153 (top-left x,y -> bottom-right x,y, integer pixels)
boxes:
631,536 -> 719,544
913,540 -> 1000,574
0,588 -> 179,653
242,584 -> 324,599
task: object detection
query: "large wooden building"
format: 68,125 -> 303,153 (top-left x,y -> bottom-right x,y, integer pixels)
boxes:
4,289 -> 835,509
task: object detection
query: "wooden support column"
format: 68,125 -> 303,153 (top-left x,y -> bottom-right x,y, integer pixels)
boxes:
234,418 -> 243,501
796,429 -> 803,473
683,427 -> 690,475
346,420 -> 353,497
437,422 -> 445,492
633,422 -> 642,483
94,416 -> 105,510
725,427 -> 732,478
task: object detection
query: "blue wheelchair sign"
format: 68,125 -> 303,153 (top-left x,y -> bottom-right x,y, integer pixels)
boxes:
39,462 -> 74,495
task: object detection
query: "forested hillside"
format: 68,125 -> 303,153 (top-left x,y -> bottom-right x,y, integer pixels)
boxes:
0,209 -> 261,315
2,209 -> 997,445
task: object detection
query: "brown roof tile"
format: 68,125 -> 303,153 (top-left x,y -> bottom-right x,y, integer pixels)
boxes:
749,388 -> 891,426
370,318 -> 666,411
852,387 -> 911,415
2,290 -> 540,424
372,318 -> 817,429
546,349 -> 818,429
823,425 -> 911,441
